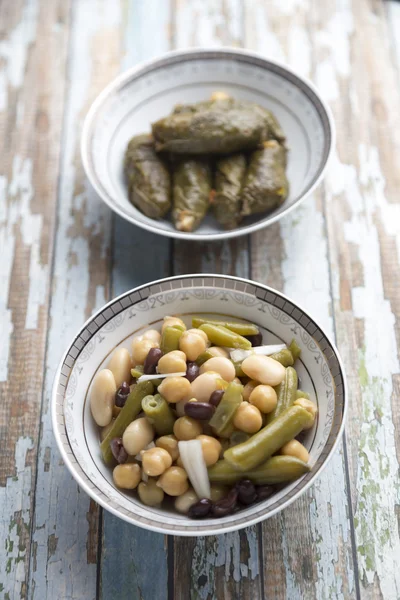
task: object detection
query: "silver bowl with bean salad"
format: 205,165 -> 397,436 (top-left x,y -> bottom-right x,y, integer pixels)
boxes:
90,316 -> 317,519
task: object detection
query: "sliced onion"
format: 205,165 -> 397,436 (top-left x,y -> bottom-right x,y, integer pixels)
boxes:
137,371 -> 186,382
178,440 -> 211,500
230,344 -> 286,363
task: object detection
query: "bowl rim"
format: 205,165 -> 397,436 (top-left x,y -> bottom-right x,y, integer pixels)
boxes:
81,47 -> 336,242
52,273 -> 347,537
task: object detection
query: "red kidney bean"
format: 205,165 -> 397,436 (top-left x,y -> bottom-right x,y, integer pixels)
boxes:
245,332 -> 263,347
189,498 -> 213,518
236,480 -> 257,505
209,389 -> 224,407
184,401 -> 215,420
115,382 -> 130,407
143,347 -> 163,374
186,362 -> 200,382
211,488 -> 238,517
110,438 -> 128,464
256,485 -> 274,502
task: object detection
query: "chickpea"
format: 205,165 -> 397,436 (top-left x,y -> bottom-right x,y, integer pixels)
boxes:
141,447 -> 172,476
100,419 -> 115,441
249,385 -> 277,414
156,466 -> 189,496
157,350 -> 187,374
175,488 -> 198,513
113,463 -> 141,489
142,329 -> 161,344
199,357 -> 235,382
158,376 -> 191,403
209,484 -> 229,502
138,478 -> 164,506
179,330 -> 207,361
162,316 -> 186,333
90,369 -> 116,427
280,439 -> 309,463
175,455 -> 184,468
132,336 -> 159,365
188,327 -> 208,342
196,434 -> 222,466
190,372 -> 223,403
233,401 -> 263,433
122,418 -> 155,456
207,346 -> 229,359
210,90 -> 230,101
242,380 -> 259,402
173,416 -> 203,440
241,355 -> 286,386
293,398 -> 317,428
156,435 -> 179,461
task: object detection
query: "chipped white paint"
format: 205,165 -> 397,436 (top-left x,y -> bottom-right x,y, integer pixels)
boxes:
0,437 -> 34,599
246,1 -> 355,597
0,155 -> 47,381
0,0 -> 38,101
326,147 -> 400,598
29,2 -> 121,598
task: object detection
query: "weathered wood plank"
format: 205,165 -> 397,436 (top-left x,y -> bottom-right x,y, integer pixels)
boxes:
100,2 -> 172,599
244,2 -> 357,599
317,0 -> 400,597
0,1 -> 70,598
171,2 -> 262,599
27,1 -> 125,598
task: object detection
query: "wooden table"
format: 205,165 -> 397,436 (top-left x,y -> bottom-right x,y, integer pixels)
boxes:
1,0 -> 400,598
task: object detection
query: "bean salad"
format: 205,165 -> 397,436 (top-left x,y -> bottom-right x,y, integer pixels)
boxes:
90,316 -> 318,519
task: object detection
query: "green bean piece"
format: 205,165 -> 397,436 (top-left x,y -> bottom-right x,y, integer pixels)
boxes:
100,381 -> 154,465
160,326 -> 183,354
199,324 -> 251,350
269,348 -> 294,367
229,431 -> 250,447
131,365 -> 144,379
223,405 -> 314,472
192,317 -> 259,336
195,350 -> 215,366
289,339 -> 301,362
142,394 -> 176,436
208,456 -> 310,485
233,361 -> 245,378
209,381 -> 243,435
266,366 -> 298,424
296,390 -> 310,400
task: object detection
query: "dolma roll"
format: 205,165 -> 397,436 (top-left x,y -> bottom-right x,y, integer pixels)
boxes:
172,158 -> 212,231
124,134 -> 171,219
212,153 -> 246,229
152,105 -> 268,155
241,140 -> 289,217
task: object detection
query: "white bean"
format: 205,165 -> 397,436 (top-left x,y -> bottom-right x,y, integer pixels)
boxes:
122,418 -> 155,455
107,347 -> 132,388
90,369 -> 116,426
174,488 -> 198,514
199,357 -> 235,382
190,372 -> 223,403
241,355 -> 285,386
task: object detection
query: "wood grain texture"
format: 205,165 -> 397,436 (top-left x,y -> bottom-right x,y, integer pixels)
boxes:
171,2 -> 262,600
27,1 -> 124,598
244,2 -> 357,599
315,0 -> 400,597
100,2 -> 172,599
0,1 -> 70,598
